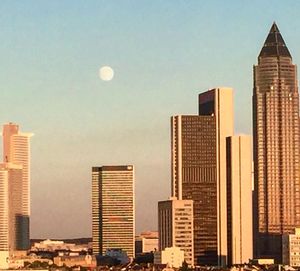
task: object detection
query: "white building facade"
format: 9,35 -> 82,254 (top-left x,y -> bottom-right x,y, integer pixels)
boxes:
158,197 -> 193,266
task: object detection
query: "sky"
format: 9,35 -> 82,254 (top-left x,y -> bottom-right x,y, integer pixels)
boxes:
0,0 -> 299,239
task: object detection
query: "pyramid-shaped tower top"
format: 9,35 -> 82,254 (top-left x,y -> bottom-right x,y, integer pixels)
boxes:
259,22 -> 291,58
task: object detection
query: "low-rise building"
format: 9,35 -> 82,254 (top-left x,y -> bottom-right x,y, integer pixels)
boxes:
249,258 -> 275,265
105,248 -> 130,264
158,197 -> 193,266
54,254 -> 96,268
283,228 -> 300,267
0,251 -> 52,269
135,231 -> 158,255
154,247 -> 184,268
32,239 -> 88,253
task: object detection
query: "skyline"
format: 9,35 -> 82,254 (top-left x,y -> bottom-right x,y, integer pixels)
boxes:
0,1 -> 299,238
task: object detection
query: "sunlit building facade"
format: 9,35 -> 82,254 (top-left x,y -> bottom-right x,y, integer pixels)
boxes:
226,135 -> 253,265
92,165 -> 135,258
172,88 -> 253,266
158,197 -> 194,266
171,88 -> 234,266
0,123 -> 32,268
253,23 -> 300,262
282,228 -> 300,267
1,123 -> 33,252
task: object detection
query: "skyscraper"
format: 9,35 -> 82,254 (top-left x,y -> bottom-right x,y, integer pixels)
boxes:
172,88 -> 234,266
3,123 -> 33,218
158,197 -> 194,266
2,123 -> 33,251
253,23 -> 300,262
92,165 -> 135,258
0,123 -> 32,267
172,88 -> 252,266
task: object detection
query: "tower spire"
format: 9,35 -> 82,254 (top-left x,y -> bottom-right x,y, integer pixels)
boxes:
259,22 -> 291,58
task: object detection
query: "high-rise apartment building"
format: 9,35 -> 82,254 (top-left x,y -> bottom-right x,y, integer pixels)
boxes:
172,88 -> 252,266
158,197 -> 194,266
253,23 -> 300,262
92,165 -> 135,258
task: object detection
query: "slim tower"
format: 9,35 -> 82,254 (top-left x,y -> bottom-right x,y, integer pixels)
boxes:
2,123 -> 33,251
92,165 -> 135,258
226,135 -> 253,265
253,23 -> 300,262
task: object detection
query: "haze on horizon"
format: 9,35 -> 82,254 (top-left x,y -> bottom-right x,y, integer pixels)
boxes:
0,0 -> 299,239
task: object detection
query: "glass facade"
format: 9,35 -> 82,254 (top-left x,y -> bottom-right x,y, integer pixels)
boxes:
92,166 -> 135,258
253,23 -> 300,262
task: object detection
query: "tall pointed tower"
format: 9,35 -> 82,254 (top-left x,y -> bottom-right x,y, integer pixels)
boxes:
253,23 -> 300,262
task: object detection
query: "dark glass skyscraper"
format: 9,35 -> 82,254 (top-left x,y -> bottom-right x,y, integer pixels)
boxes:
253,23 -> 300,262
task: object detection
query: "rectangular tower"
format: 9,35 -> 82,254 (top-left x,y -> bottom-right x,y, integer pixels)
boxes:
92,165 -> 135,258
2,123 -> 33,251
253,23 -> 300,262
158,197 -> 194,266
171,88 -> 234,266
226,135 -> 253,265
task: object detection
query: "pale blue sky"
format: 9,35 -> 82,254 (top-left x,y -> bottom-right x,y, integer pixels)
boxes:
0,1 -> 299,238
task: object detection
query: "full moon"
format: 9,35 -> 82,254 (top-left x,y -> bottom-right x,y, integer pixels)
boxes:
99,66 -> 114,81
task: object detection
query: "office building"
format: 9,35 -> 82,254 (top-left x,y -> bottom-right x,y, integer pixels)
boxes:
172,87 -> 233,266
0,123 -> 32,256
226,135 -> 253,265
92,165 -> 135,258
0,123 -> 32,268
282,228 -> 300,267
172,88 -> 252,266
158,197 -> 194,266
253,23 -> 300,262
3,123 -> 33,251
